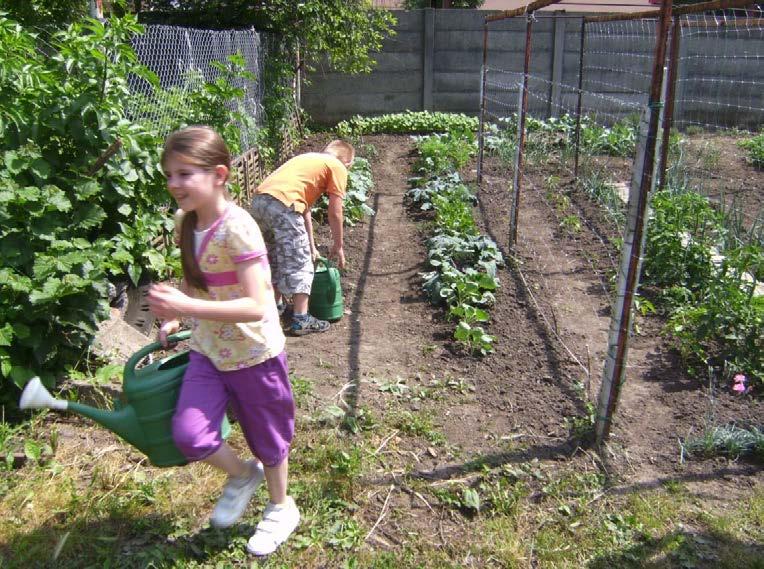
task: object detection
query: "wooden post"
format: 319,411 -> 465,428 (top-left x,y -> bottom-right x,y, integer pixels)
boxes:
658,17 -> 681,190
477,23 -> 489,185
595,0 -> 674,446
510,12 -> 534,251
573,18 -> 586,179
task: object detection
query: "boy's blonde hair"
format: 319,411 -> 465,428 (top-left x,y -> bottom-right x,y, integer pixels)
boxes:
162,126 -> 232,292
322,140 -> 355,166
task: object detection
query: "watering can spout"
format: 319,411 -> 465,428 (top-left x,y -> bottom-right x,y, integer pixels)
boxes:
20,377 -> 148,452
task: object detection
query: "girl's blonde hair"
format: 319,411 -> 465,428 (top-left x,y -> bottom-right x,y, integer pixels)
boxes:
161,126 -> 231,292
322,139 -> 355,165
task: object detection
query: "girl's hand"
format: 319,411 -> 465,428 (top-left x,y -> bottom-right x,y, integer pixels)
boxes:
158,319 -> 181,347
148,283 -> 191,320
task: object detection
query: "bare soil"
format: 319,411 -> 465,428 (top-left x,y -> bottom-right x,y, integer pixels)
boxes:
20,132 -> 761,559
291,133 -> 762,514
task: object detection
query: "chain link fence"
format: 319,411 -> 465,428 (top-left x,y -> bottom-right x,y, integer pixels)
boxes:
127,24 -> 268,151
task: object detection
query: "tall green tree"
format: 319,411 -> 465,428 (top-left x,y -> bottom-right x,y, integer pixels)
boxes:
0,0 -> 89,33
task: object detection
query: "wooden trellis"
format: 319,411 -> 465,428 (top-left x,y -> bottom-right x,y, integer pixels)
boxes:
230,146 -> 266,206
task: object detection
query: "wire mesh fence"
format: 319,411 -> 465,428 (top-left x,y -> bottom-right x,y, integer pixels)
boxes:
665,8 -> 764,244
127,24 -> 268,151
478,4 -> 764,441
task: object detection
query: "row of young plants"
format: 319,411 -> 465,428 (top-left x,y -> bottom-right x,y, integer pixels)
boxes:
408,130 -> 504,355
336,111 -> 479,137
484,112 -> 643,163
0,13 -> 293,402
484,112 -> 762,390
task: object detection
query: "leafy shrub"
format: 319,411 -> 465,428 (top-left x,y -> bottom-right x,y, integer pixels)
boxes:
581,116 -> 638,157
336,111 -> 479,137
738,133 -> 764,169
665,246 -> 763,385
643,189 -> 763,387
0,14 -> 256,401
643,190 -> 725,294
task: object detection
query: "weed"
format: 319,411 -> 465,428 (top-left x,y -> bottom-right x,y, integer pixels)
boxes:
391,410 -> 446,445
560,214 -> 582,234
682,424 -> 764,461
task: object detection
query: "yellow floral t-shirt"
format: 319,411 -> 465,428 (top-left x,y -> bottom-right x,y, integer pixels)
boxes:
174,203 -> 285,371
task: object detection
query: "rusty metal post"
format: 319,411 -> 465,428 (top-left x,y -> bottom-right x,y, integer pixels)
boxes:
658,16 -> 681,190
573,18 -> 586,179
510,12 -> 535,250
477,23 -> 489,185
595,0 -> 675,446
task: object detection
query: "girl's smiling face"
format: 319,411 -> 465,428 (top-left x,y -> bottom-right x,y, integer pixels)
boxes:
163,153 -> 226,213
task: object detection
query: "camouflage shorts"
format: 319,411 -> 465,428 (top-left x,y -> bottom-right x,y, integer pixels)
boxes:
250,194 -> 313,295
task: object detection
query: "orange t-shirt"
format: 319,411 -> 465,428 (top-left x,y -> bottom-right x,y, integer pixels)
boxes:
255,152 -> 348,214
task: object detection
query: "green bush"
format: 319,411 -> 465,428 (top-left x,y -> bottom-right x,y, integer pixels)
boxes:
0,14 -> 255,402
643,191 -> 725,294
738,133 -> 764,169
643,189 -> 763,387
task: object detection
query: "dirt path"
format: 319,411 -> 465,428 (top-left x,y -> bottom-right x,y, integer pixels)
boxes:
285,135 -> 441,417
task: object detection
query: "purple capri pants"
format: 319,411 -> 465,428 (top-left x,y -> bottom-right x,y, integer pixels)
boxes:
172,350 -> 294,467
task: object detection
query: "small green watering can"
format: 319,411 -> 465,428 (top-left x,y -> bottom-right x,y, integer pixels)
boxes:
19,331 -> 229,467
309,257 -> 344,322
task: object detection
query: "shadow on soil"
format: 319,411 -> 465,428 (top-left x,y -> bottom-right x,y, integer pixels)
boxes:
587,528 -> 764,569
1,513 -> 257,569
344,192 -> 380,417
475,188 -> 590,418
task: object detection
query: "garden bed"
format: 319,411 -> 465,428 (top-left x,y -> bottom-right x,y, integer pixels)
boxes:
3,132 -> 762,568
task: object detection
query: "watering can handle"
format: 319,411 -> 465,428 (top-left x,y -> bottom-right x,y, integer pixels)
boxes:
124,330 -> 192,379
315,256 -> 335,269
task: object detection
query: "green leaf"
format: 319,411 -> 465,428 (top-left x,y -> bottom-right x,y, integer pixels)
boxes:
4,151 -> 24,175
24,440 -> 42,462
127,264 -> 142,286
0,349 -> 11,378
30,158 -> 51,180
0,324 -> 13,346
10,366 -> 35,389
117,203 -> 132,216
462,488 -> 481,511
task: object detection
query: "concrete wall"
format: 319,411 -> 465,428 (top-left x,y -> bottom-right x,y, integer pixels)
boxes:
302,9 -> 764,130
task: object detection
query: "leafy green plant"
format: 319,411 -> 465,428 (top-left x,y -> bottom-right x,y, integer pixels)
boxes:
738,133 -> 764,168
643,190 -> 725,294
336,111 -> 479,137
0,14 -> 257,402
413,129 -> 477,177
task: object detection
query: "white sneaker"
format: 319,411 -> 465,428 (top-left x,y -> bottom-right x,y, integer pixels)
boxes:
246,496 -> 300,556
210,461 -> 264,529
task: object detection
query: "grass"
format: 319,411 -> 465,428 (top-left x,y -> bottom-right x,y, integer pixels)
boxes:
2,387 -> 763,568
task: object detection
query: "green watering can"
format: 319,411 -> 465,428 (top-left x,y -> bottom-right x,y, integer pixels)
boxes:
309,257 -> 344,322
19,331 -> 230,468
